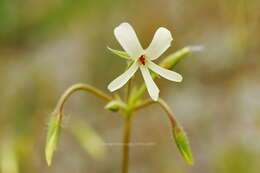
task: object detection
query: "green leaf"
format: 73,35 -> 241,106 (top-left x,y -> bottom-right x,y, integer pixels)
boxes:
45,114 -> 61,166
173,126 -> 194,165
107,47 -> 130,59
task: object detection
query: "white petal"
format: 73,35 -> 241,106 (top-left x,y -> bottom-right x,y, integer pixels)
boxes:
140,66 -> 159,101
108,62 -> 139,92
145,27 -> 173,60
148,61 -> 182,82
114,23 -> 143,59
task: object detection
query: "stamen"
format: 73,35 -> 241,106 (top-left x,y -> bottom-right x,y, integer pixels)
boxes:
139,55 -> 146,65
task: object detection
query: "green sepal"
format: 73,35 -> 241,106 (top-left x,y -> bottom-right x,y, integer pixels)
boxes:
107,47 -> 130,59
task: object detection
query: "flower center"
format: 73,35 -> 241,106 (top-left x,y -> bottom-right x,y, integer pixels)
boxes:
139,55 -> 146,65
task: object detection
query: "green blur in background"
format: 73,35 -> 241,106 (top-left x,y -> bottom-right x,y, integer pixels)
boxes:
1,0 -> 260,172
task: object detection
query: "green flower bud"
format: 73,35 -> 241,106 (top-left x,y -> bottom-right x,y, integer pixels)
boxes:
161,45 -> 204,69
105,100 -> 125,112
45,114 -> 61,166
173,126 -> 194,165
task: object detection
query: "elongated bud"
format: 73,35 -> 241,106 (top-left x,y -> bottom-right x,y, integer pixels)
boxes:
161,45 -> 204,69
172,126 -> 194,165
105,100 -> 125,112
45,113 -> 62,166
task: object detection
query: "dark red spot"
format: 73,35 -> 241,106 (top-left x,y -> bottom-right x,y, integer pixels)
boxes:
139,55 -> 146,65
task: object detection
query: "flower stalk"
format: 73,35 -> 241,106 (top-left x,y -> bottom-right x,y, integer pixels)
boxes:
55,83 -> 112,117
158,99 -> 194,164
122,112 -> 132,173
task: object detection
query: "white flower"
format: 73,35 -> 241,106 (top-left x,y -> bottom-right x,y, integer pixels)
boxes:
108,23 -> 182,101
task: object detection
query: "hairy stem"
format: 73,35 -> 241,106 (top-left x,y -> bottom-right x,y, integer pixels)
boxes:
55,83 -> 112,118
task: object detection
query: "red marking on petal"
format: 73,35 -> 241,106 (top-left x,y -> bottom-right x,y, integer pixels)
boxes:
139,55 -> 146,65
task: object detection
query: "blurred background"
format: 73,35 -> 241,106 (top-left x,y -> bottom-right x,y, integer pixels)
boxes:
1,0 -> 260,172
